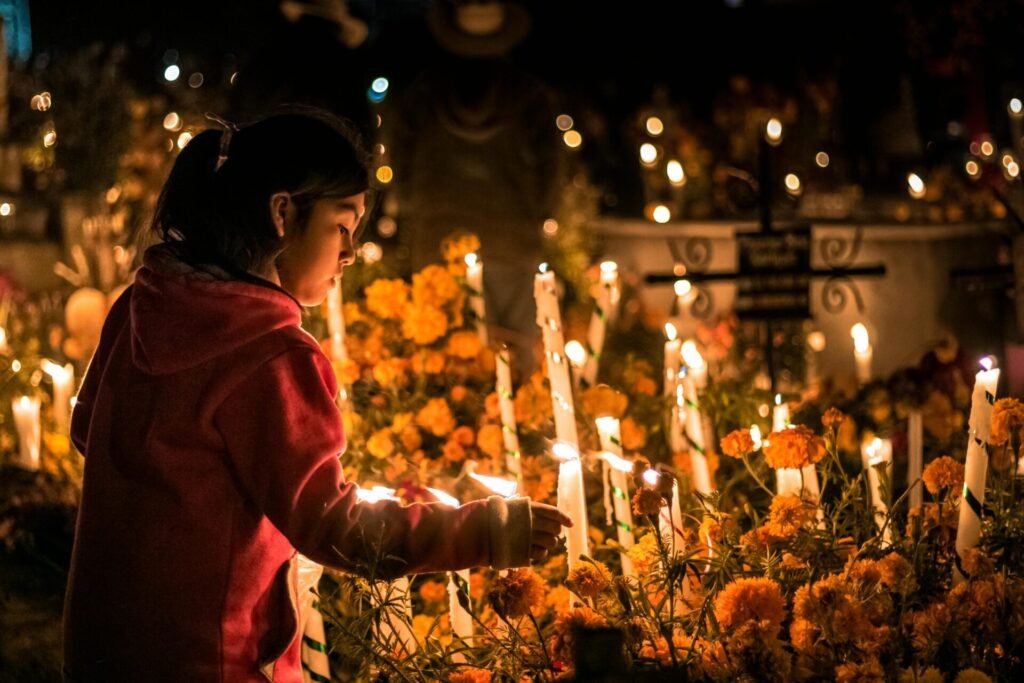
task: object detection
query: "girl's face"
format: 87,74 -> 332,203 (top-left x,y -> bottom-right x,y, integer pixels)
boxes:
274,192 -> 366,306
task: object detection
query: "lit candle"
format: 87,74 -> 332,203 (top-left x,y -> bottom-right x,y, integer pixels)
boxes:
534,264 -> 579,447
955,358 -> 1000,582
646,469 -> 690,607
0,325 -> 7,353
862,437 -> 893,544
773,394 -> 801,495
851,323 -> 872,386
553,442 -> 590,570
495,346 -> 522,478
464,253 -> 488,345
42,360 -> 74,434
907,409 -> 924,511
595,417 -> 636,577
680,341 -> 712,494
326,278 -> 347,363
663,323 -> 682,396
427,488 -> 474,647
806,330 -> 826,391
12,396 -> 41,470
564,340 -> 586,393
581,261 -> 619,388
674,279 -> 696,339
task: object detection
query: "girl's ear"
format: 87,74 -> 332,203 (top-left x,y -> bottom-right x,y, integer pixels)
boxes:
269,192 -> 292,238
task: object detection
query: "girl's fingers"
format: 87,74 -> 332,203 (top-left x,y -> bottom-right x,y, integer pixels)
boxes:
532,517 -> 563,536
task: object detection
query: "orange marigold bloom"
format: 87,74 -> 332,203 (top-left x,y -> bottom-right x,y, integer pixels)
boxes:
713,577 -> 787,633
366,428 -> 395,459
990,397 -> 1024,446
763,425 -> 826,469
449,670 -> 491,683
342,302 -> 364,325
954,670 -> 994,683
451,385 -> 468,402
364,278 -> 409,319
440,232 -> 481,264
411,350 -> 447,375
402,302 -> 448,345
477,424 -> 504,459
876,552 -> 916,595
514,373 -> 552,430
579,384 -> 628,419
488,568 -> 546,620
632,488 -> 665,516
416,398 -> 456,437
620,417 -> 647,450
447,330 -> 482,360
922,455 -> 965,494
443,439 -> 467,463
398,425 -> 422,455
721,428 -> 756,459
484,392 -> 502,420
418,580 -> 448,604
821,407 -> 846,430
331,357 -> 360,386
765,495 -> 816,538
372,357 -> 408,388
412,264 -> 461,308
789,618 -> 819,652
567,561 -> 613,598
452,425 -> 475,446
547,607 -> 609,663
836,658 -> 885,683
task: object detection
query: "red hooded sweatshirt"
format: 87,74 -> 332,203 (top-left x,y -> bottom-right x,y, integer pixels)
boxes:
63,245 -> 531,682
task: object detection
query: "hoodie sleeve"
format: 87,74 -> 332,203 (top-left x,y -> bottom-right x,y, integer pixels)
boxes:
214,345 -> 532,578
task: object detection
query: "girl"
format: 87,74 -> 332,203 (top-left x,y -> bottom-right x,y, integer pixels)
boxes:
63,109 -> 570,682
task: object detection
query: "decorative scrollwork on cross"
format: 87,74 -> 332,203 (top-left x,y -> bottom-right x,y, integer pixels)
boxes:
820,275 -> 865,315
820,225 -> 863,270
667,237 -> 713,273
690,285 -> 714,320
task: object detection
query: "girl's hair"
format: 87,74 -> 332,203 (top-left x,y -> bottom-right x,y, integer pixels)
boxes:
151,107 -> 371,275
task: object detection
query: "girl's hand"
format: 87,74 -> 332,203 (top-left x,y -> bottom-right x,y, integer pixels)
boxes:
528,501 -> 573,564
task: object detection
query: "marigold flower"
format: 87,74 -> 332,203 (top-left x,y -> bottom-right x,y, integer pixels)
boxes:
765,494 -> 816,538
484,392 -> 501,420
476,424 -> 504,459
954,670 -> 994,683
411,350 -> 447,375
899,667 -> 944,683
835,658 -> 885,683
372,357 -> 408,388
418,580 -> 448,604
579,384 -> 628,419
821,407 -> 846,430
488,568 -> 546,620
398,425 -> 422,454
447,330 -> 482,360
620,417 -> 647,450
547,607 -> 609,663
876,552 -> 916,595
366,428 -> 394,459
402,302 -> 448,345
990,397 -> 1024,446
632,488 -> 665,516
412,264 -> 461,308
440,233 -> 481,264
416,398 -> 456,437
626,532 -> 660,574
364,278 -> 409,319
567,560 -> 613,598
713,577 -> 787,632
451,425 -> 475,446
763,425 -> 826,469
443,439 -> 467,463
922,455 -> 965,494
449,669 -> 491,683
721,428 -> 756,459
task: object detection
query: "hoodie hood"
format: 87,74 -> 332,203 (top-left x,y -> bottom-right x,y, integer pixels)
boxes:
130,244 -> 302,375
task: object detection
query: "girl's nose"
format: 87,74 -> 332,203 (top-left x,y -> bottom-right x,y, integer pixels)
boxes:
339,234 -> 356,266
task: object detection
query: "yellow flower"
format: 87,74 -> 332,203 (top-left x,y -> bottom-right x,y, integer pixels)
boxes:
713,577 -> 787,633
411,614 -> 436,642
580,384 -> 628,419
835,658 -> 885,683
721,428 -> 756,459
446,330 -> 481,360
372,357 -> 408,388
364,278 -> 409,319
440,232 -> 481,264
402,302 -> 448,345
763,425 -> 825,469
392,412 -> 413,431
876,552 -> 916,595
567,561 -> 613,598
398,425 -> 422,455
411,350 -> 447,375
620,417 -> 647,450
765,495 -> 816,538
412,264 -> 460,308
922,455 -> 965,494
416,398 -> 456,437
488,568 -> 546,620
367,428 -> 395,459
627,532 -> 660,574
547,607 -> 609,663
990,397 -> 1024,445
332,357 -> 360,386
477,424 -> 504,459
418,580 -> 448,604
514,372 -> 552,430
954,670 -> 993,683
342,302 -> 364,325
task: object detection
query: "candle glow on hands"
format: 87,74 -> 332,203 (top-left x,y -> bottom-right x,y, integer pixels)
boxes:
426,488 -> 461,508
468,469 -> 519,498
356,487 -> 399,503
851,323 -> 871,353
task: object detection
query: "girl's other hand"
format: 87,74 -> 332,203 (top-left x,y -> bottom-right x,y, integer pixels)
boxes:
528,501 -> 573,564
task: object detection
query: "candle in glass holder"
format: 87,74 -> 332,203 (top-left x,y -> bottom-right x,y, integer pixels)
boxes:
596,417 -> 636,577
862,437 -> 893,544
464,253 -> 488,345
495,346 -> 522,478
851,323 -> 872,386
680,342 -> 712,494
553,442 -> 589,569
12,396 -> 41,470
534,265 -> 578,447
955,358 -> 1000,582
581,261 -> 618,387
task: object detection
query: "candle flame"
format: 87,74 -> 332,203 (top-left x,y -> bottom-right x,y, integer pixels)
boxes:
17,395 -> 32,409
599,260 -> 618,275
595,415 -> 620,433
564,340 -> 586,368
865,437 -> 890,466
774,393 -> 782,406
468,471 -> 518,498
749,425 -> 763,450
41,359 -> 72,383
464,252 -> 479,268
673,279 -> 692,297
664,322 -> 678,341
601,451 -> 634,473
426,487 -> 461,508
681,340 -> 705,369
538,262 -> 549,274
980,356 -> 995,372
552,441 -> 580,462
642,469 -> 660,487
851,323 -> 871,353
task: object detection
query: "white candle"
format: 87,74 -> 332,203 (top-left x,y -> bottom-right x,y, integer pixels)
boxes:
596,417 -> 636,578
581,261 -> 618,388
553,442 -> 590,570
564,340 -> 587,394
955,359 -> 1000,582
773,394 -> 801,495
0,325 -> 7,353
495,346 -> 522,478
42,360 -> 74,434
297,555 -> 332,683
674,279 -> 696,339
326,278 -> 347,363
647,469 -> 690,607
464,253 -> 488,345
680,341 -> 712,495
534,265 -> 579,447
663,323 -> 682,396
12,396 -> 41,470
427,488 -> 474,646
862,437 -> 893,544
907,409 -> 924,511
851,323 -> 873,386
